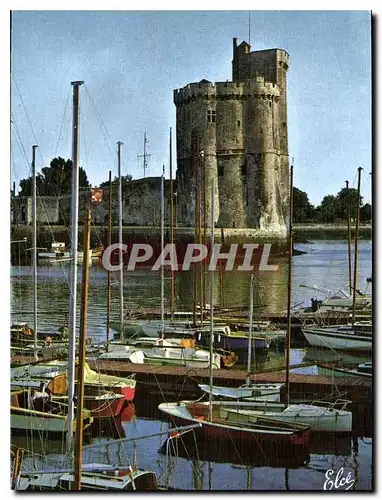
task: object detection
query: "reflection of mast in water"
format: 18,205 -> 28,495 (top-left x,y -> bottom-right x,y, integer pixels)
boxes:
352,435 -> 359,490
191,460 -> 204,491
284,468 -> 289,491
246,467 -> 252,490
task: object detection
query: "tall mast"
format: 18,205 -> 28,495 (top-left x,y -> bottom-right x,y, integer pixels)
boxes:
106,170 -> 112,351
246,274 -> 254,386
352,167 -> 362,323
208,179 -> 215,422
67,80 -> 84,452
74,204 -> 91,490
198,150 -> 203,326
170,128 -> 175,317
117,141 -> 124,337
202,151 -> 207,310
160,165 -> 165,340
285,163 -> 294,408
346,180 -> 353,296
192,172 -> 200,326
31,144 -> 38,361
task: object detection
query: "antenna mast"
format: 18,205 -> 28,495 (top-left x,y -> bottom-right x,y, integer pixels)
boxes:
137,132 -> 151,178
248,11 -> 251,47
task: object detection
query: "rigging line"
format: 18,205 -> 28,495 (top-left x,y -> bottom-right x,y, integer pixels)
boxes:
11,113 -> 31,169
11,72 -> 46,166
80,103 -> 89,176
54,88 -> 71,158
83,84 -> 116,162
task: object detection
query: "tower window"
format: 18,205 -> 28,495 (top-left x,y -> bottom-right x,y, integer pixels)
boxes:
207,110 -> 216,123
218,165 -> 224,176
241,164 -> 246,176
237,120 -> 241,127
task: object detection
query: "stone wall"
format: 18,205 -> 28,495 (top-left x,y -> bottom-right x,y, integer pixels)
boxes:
12,196 -> 60,224
11,178 -> 175,227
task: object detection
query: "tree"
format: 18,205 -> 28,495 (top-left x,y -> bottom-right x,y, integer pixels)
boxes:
360,203 -> 372,222
293,187 -> 315,222
320,195 -> 338,222
99,174 -> 132,189
335,187 -> 363,221
18,157 -> 90,197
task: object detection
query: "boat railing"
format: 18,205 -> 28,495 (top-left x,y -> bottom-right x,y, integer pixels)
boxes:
310,399 -> 351,411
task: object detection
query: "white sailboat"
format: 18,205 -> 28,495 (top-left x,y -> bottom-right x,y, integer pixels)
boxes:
301,321 -> 372,351
197,165 -> 353,433
301,168 -> 372,353
199,275 -> 284,401
102,168 -> 228,369
159,181 -> 312,459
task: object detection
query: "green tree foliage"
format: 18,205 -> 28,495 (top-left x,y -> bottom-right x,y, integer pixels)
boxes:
360,203 -> 372,222
293,187 -> 315,222
19,157 -> 90,197
335,187 -> 363,220
99,174 -> 132,189
320,195 -> 338,222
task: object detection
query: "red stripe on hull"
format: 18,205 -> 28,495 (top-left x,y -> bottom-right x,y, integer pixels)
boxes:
102,385 -> 136,402
170,415 -> 310,458
85,396 -> 125,418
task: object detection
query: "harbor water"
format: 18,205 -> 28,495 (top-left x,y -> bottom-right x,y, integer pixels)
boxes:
10,239 -> 373,491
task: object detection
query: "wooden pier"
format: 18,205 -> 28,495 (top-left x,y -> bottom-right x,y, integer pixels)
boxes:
87,359 -> 372,404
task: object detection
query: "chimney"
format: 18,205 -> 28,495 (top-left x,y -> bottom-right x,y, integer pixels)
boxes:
233,37 -> 238,57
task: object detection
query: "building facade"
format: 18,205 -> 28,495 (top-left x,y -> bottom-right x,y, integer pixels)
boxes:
174,38 -> 290,232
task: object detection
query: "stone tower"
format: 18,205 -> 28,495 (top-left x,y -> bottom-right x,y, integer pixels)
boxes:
174,38 -> 290,233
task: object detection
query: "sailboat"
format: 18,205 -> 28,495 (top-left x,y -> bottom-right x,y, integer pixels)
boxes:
197,165 -> 353,433
10,144 -> 93,435
159,180 -> 311,457
199,274 -> 284,402
302,168 -> 373,352
102,167 -> 233,369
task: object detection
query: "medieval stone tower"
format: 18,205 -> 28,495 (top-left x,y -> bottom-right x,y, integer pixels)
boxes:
174,38 -> 290,233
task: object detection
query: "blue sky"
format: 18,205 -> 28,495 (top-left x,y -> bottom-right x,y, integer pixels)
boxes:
11,10 -> 372,206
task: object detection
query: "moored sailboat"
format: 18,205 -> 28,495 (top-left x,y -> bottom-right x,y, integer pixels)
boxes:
159,180 -> 311,458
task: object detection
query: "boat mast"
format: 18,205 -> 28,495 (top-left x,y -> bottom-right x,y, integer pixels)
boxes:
193,165 -> 200,326
245,274 -> 254,386
169,128 -> 175,318
198,158 -> 204,326
285,163 -> 294,408
31,144 -> 38,361
352,167 -> 363,323
67,80 -> 84,452
74,203 -> 91,490
345,180 -> 352,296
208,179 -> 215,422
117,141 -> 124,337
160,165 -> 165,340
106,170 -> 112,351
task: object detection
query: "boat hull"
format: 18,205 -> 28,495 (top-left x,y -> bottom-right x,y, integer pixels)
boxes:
220,404 -> 352,433
17,470 -> 157,491
159,402 -> 310,461
10,410 -> 92,436
198,383 -> 284,402
302,327 -> 372,352
196,333 -> 270,356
